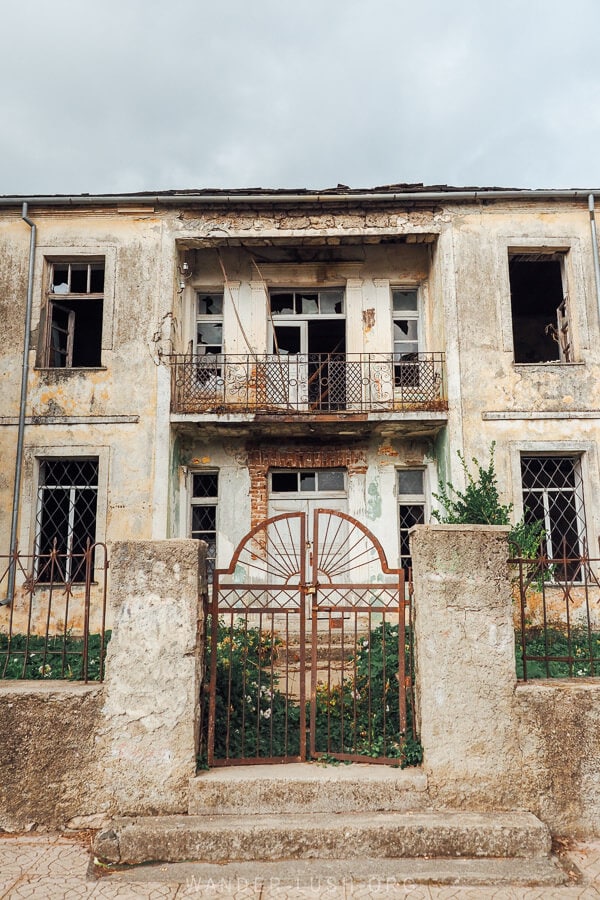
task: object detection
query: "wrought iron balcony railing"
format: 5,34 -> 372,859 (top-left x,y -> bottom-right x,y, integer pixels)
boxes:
168,352 -> 447,416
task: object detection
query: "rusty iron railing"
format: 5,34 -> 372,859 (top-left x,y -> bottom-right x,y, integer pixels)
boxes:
206,510 -> 416,766
0,541 -> 109,682
168,352 -> 447,415
511,552 -> 600,680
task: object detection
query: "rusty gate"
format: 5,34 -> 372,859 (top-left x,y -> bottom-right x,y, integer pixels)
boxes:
206,510 -> 414,766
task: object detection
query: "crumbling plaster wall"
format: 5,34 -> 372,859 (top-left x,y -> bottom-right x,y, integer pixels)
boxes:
0,538 -> 205,830
174,435 -> 435,570
0,208 -> 176,559
448,201 -> 600,518
176,243 -> 433,357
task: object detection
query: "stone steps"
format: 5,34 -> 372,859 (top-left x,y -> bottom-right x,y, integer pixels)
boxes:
99,856 -> 569,889
94,810 -> 552,866
188,763 -> 429,815
93,764 -> 567,887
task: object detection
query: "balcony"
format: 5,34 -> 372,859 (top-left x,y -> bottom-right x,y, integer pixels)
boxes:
168,353 -> 447,421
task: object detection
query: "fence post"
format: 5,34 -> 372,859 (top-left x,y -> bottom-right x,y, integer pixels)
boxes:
97,539 -> 206,815
410,524 -> 520,806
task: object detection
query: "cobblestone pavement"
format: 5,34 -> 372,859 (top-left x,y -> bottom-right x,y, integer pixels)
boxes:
0,833 -> 599,899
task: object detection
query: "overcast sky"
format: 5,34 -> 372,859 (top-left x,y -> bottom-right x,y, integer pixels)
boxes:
1,0 -> 599,195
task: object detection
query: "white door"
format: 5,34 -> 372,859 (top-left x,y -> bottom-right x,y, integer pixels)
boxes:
268,469 -> 348,619
266,323 -> 308,408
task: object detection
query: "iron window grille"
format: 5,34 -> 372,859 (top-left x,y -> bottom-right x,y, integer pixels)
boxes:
398,469 -> 426,577
191,471 -> 219,578
521,455 -> 588,578
35,458 -> 99,582
45,261 -> 104,367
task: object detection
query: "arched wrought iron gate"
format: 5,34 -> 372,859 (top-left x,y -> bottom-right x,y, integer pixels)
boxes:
206,510 -> 414,766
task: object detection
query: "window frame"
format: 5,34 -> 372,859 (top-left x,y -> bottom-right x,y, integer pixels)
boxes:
508,250 -> 572,365
397,467 -> 427,577
195,290 -> 224,356
520,454 -> 588,561
34,456 -> 99,583
269,468 -> 347,497
189,469 -> 219,577
43,259 -> 105,369
391,286 -> 425,393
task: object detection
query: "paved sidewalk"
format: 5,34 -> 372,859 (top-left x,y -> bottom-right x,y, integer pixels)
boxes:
0,832 -> 599,899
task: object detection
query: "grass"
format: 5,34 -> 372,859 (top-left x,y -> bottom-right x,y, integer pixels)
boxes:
516,624 -> 600,679
0,631 -> 110,681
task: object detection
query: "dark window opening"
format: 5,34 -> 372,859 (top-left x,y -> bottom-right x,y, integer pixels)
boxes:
48,298 -> 103,367
45,261 -> 104,368
270,469 -> 346,494
509,256 -> 570,363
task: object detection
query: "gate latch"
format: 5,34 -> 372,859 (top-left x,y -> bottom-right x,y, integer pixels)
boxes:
306,584 -> 317,595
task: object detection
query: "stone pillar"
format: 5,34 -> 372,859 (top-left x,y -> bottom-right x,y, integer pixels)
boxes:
97,539 -> 205,815
410,525 -> 519,807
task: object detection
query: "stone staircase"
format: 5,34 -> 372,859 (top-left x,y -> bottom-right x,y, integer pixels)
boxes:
94,764 -> 569,888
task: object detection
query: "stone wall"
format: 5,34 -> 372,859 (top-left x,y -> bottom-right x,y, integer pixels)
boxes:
410,524 -> 521,808
0,683 -> 103,830
96,539 -> 205,815
1,528 -> 599,836
0,538 -> 206,830
411,524 -> 600,837
516,681 -> 600,837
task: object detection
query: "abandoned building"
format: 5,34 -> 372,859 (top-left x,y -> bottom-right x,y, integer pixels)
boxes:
3,185 -> 600,588
0,186 -> 599,878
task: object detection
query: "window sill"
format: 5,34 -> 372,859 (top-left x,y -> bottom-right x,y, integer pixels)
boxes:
34,367 -> 108,373
512,362 -> 584,368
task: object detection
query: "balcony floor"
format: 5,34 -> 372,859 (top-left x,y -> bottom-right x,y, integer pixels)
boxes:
170,409 -> 448,439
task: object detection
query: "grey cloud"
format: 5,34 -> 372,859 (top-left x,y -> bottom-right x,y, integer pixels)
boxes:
1,0 -> 599,192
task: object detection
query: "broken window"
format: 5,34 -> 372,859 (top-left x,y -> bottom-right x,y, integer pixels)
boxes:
521,456 -> 587,574
392,289 -> 420,389
45,262 -> 104,367
397,469 -> 426,577
196,292 -> 224,383
35,458 -> 98,582
268,289 -> 347,410
270,290 -> 344,317
191,471 -> 219,577
509,254 -> 572,363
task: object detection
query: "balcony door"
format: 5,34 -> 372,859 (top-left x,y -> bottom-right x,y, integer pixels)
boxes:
268,289 -> 346,411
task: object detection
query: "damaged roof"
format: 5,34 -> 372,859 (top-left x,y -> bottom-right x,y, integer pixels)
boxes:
0,184 -> 597,207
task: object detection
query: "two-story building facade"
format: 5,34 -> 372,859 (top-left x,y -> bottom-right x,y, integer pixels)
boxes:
1,185 -> 600,618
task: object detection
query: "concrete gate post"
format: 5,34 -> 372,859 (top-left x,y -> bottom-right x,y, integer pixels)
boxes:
410,525 -> 520,806
97,539 -> 206,815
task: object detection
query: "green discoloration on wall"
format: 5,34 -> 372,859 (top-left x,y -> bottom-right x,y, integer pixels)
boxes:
366,480 -> 382,520
168,436 -> 183,538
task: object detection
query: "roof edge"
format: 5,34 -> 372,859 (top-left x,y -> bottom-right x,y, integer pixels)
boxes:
0,188 -> 598,209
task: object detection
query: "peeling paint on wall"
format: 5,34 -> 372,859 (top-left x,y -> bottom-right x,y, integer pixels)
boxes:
362,308 -> 375,332
366,480 -> 382,520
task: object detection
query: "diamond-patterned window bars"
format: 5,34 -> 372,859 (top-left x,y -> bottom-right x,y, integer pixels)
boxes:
521,456 -> 588,563
191,471 -> 218,577
398,469 -> 426,578
35,458 -> 98,583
